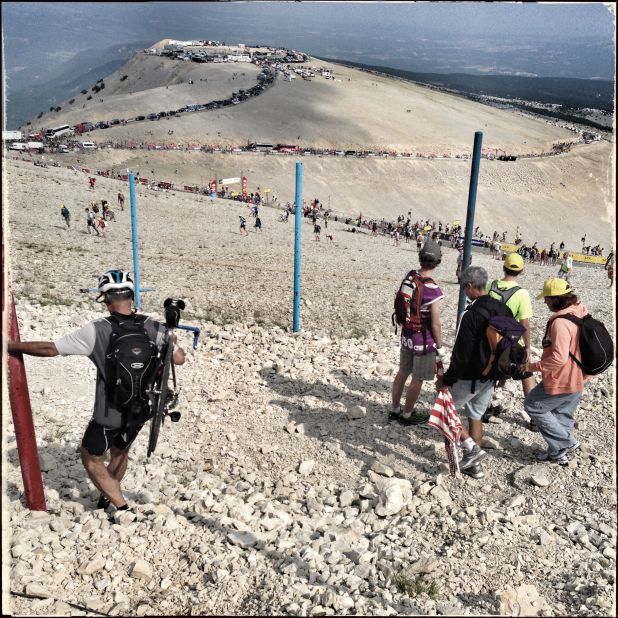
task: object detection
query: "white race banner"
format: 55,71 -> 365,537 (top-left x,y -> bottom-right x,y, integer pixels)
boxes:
219,177 -> 241,185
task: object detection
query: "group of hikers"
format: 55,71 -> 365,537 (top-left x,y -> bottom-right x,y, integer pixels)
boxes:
238,203 -> 263,235
8,235 -> 613,512
61,191 -> 125,237
389,238 -> 612,478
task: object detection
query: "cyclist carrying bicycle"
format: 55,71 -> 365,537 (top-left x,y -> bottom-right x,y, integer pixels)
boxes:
8,270 -> 185,515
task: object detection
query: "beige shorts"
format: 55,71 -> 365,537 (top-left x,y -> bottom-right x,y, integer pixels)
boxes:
399,348 -> 437,381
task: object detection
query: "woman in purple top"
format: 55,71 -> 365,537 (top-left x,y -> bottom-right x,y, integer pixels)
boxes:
391,238 -> 446,425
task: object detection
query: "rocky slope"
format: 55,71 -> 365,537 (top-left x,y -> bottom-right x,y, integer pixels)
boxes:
4,158 -> 616,616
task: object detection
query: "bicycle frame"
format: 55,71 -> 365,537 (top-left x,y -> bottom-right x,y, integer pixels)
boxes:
146,328 -> 179,457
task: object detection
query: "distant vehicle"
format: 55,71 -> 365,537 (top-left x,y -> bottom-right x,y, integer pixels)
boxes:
3,130 -> 23,141
168,110 -> 177,116
81,141 -> 97,150
147,113 -> 158,120
8,142 -> 27,151
335,150 -> 345,156
249,143 -> 274,152
110,119 -> 120,125
135,115 -> 146,121
45,124 -> 74,139
95,121 -> 110,130
158,112 -> 168,118
275,144 -> 299,153
58,144 -> 70,153
27,141 -> 45,152
28,132 -> 44,141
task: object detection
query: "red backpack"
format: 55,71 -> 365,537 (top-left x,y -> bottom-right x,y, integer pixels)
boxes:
392,270 -> 434,333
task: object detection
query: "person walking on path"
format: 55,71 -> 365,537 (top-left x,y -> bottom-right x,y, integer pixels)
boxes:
85,208 -> 99,235
239,215 -> 248,236
485,253 -> 536,421
60,204 -> 71,229
436,266 -> 513,478
254,216 -> 262,232
117,192 -> 125,211
88,176 -> 96,190
96,217 -> 108,237
7,270 -> 185,513
558,251 -> 573,284
605,251 -> 614,287
522,278 -> 591,465
314,221 -> 322,242
391,238 -> 445,426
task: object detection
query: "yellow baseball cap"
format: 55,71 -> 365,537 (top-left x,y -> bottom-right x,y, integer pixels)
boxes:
504,253 -> 524,272
536,278 -> 572,299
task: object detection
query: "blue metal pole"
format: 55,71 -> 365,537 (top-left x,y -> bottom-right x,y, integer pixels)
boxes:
292,162 -> 303,332
129,173 -> 141,310
456,131 -> 483,326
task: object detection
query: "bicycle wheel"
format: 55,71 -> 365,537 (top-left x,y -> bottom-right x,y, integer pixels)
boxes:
147,341 -> 173,457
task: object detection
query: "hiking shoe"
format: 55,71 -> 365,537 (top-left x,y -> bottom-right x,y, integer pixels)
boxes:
527,419 -> 539,432
388,407 -> 402,421
536,450 -> 568,466
460,445 -> 487,469
398,410 -> 430,426
108,505 -> 136,523
462,463 -> 484,479
482,404 -> 505,423
567,441 -> 581,452
96,495 -> 111,510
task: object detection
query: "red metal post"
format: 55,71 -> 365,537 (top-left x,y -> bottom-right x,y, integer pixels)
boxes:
7,294 -> 47,511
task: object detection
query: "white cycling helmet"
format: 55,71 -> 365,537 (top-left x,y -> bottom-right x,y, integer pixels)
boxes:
98,269 -> 135,294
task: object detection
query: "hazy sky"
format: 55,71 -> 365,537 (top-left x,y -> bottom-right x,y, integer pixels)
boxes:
2,1 -> 615,90
3,2 -> 614,49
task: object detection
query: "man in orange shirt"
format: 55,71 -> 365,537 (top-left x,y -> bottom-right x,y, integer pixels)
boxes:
522,278 -> 590,465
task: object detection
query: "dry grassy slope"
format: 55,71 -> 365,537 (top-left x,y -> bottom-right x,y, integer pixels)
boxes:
33,56 -> 576,153
32,56 -> 260,127
55,140 -> 614,248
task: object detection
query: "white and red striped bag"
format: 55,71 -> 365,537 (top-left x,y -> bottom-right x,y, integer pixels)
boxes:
427,389 -> 464,476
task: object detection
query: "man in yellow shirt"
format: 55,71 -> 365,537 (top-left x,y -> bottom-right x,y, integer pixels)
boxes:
485,253 -> 536,424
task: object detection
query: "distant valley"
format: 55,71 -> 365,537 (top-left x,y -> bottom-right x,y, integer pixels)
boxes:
318,59 -> 615,130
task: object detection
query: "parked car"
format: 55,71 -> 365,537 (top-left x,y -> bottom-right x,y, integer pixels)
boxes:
147,114 -> 158,120
81,142 -> 97,150
135,115 -> 146,121
110,119 -> 120,125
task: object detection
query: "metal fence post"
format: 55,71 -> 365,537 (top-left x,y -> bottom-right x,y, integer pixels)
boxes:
129,172 -> 141,310
293,162 -> 303,332
7,294 -> 47,511
456,131 -> 483,326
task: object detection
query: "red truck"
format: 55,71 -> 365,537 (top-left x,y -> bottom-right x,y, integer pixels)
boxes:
73,122 -> 94,134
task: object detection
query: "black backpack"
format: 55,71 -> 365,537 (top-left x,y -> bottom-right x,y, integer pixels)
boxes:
105,314 -> 160,428
551,314 -> 614,376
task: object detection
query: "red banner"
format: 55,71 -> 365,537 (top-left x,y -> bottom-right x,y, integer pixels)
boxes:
210,179 -> 217,194
241,176 -> 247,196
